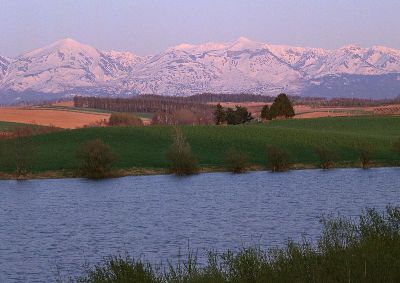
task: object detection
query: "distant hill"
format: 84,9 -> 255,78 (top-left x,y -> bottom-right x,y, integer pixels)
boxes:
1,37 -> 400,103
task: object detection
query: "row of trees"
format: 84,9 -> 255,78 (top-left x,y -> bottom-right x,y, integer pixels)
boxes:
213,93 -> 295,125
214,105 -> 253,125
73,95 -> 213,116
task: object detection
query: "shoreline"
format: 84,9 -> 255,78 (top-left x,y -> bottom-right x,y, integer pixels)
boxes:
0,162 -> 397,181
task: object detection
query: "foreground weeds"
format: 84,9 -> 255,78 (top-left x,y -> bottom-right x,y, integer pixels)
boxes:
76,206 -> 400,283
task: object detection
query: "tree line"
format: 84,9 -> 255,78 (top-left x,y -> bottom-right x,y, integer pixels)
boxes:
214,93 -> 295,125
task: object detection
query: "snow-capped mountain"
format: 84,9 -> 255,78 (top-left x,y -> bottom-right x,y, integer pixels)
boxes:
1,37 -> 400,103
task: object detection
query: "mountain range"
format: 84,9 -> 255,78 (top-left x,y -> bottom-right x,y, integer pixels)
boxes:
1,37 -> 400,103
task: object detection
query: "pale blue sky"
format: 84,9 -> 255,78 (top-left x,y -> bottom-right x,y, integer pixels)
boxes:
1,0 -> 400,57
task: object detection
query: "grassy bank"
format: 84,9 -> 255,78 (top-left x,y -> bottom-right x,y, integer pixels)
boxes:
74,206 -> 400,282
0,116 -> 399,176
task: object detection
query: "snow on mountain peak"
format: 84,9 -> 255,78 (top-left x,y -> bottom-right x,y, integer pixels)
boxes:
228,37 -> 263,51
23,38 -> 99,59
1,37 -> 400,101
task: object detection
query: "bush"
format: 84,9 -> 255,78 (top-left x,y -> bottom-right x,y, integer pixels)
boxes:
359,145 -> 373,169
225,148 -> 249,173
108,113 -> 143,126
166,127 -> 198,175
10,126 -> 35,178
393,138 -> 400,162
76,139 -> 116,179
78,206 -> 400,283
316,146 -> 337,169
266,146 -> 290,172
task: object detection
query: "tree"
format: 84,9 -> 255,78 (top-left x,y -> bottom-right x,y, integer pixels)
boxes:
225,106 -> 253,125
316,146 -> 337,169
172,109 -> 198,125
266,146 -> 290,172
77,139 -> 116,179
393,138 -> 400,164
359,146 -> 373,169
10,126 -> 35,178
225,148 -> 249,173
214,103 -> 226,125
109,113 -> 143,126
260,105 -> 271,120
166,127 -> 198,175
270,93 -> 295,119
235,106 -> 253,124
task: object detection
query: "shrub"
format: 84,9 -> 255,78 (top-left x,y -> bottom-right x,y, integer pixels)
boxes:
108,113 -> 143,126
266,146 -> 290,172
10,126 -> 35,178
316,146 -> 337,169
166,127 -> 198,175
393,138 -> 400,162
76,139 -> 116,179
225,148 -> 249,173
359,145 -> 373,169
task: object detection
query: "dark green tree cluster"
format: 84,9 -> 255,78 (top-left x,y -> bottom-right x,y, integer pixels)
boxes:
261,93 -> 295,120
214,104 -> 253,125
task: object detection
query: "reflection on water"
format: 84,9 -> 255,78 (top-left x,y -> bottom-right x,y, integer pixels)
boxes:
0,168 -> 399,282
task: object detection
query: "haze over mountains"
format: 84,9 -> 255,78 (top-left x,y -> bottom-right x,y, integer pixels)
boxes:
1,37 -> 400,103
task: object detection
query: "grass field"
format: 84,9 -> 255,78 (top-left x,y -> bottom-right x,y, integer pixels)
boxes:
0,116 -> 399,174
0,121 -> 46,131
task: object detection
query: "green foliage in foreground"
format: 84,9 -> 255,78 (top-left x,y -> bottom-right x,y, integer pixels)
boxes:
0,116 -> 399,173
76,206 -> 400,282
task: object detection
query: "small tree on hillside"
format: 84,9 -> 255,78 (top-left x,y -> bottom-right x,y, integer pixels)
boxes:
77,139 -> 116,179
266,146 -> 290,172
225,148 -> 249,173
11,126 -> 35,178
359,145 -> 373,169
260,105 -> 271,120
214,104 -> 226,125
270,93 -> 295,119
316,146 -> 337,169
166,127 -> 198,175
393,138 -> 400,164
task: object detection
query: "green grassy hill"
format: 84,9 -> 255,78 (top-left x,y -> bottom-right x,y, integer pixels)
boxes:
0,116 -> 399,174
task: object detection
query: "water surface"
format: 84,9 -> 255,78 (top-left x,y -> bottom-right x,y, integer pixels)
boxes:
0,168 -> 399,282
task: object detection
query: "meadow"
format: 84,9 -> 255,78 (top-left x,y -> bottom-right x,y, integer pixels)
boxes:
0,115 -> 398,175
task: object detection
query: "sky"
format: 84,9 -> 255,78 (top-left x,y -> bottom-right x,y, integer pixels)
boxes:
1,0 -> 400,57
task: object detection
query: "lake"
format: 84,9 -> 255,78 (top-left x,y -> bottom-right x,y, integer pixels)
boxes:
0,168 -> 399,282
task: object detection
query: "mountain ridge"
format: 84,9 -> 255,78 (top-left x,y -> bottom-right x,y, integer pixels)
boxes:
1,37 -> 400,103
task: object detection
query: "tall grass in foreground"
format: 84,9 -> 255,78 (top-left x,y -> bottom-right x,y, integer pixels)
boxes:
76,206 -> 400,282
